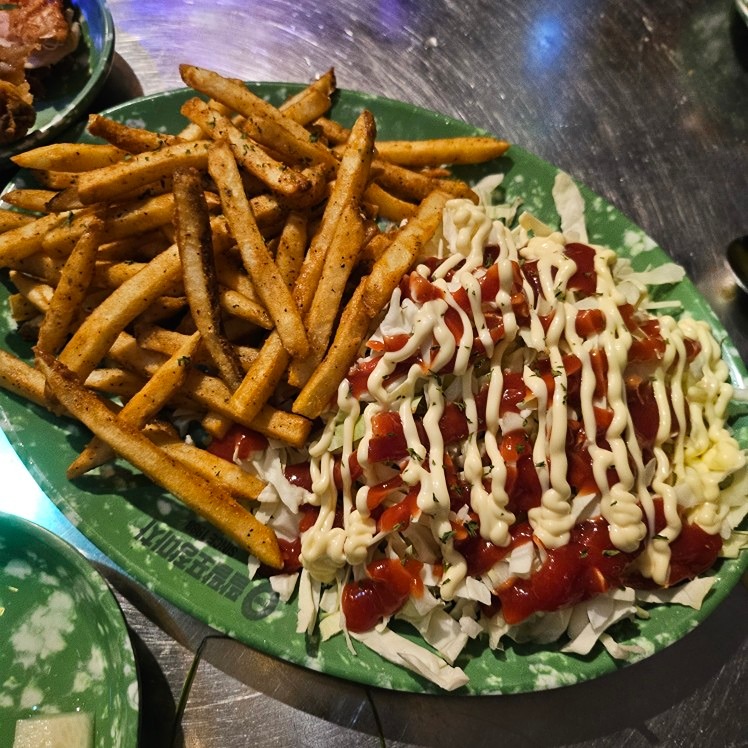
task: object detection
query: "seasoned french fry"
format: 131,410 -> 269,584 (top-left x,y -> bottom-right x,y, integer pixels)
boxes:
0,212 -> 66,264
373,158 -> 477,203
292,281 -> 371,419
11,142 -> 127,171
362,189 -> 450,316
87,113 -> 183,154
28,169 -> 78,190
8,292 -> 38,322
181,98 -> 312,199
85,367 -> 147,397
0,348 -> 48,407
58,244 -> 183,380
67,332 -> 201,477
208,141 -> 309,359
225,331 -> 289,427
36,350 -> 282,568
6,252 -> 64,284
364,182 -> 416,223
135,325 -> 257,368
238,112 -> 338,171
1,189 -> 59,213
374,136 -> 509,167
287,203 -> 366,387
274,211 -> 307,290
8,270 -> 54,312
312,116 -> 350,146
75,140 -> 212,205
0,210 -> 34,232
43,193 -> 177,256
279,68 -> 336,125
218,287 -> 273,329
180,64 -> 336,168
150,428 -> 266,502
174,167 -> 245,390
37,217 -> 103,355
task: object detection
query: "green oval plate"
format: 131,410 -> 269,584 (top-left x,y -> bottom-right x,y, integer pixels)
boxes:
0,0 -> 115,166
0,512 -> 139,746
0,86 -> 746,695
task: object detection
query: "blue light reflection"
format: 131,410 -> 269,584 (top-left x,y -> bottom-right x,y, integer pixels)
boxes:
526,13 -> 566,74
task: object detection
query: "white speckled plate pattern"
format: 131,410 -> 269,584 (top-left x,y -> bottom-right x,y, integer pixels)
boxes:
0,513 -> 139,746
0,87 -> 746,695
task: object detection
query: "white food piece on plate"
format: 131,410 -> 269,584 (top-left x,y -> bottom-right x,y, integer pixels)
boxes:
552,171 -> 588,243
13,712 -> 93,748
352,629 -> 469,691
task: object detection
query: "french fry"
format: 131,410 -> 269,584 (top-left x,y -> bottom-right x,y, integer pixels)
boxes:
374,136 -> 509,167
373,158 -> 477,203
0,348 -> 48,407
363,182 -> 416,223
0,210 -> 34,232
279,68 -> 336,125
36,350 -> 282,568
218,287 -> 273,329
8,292 -> 38,322
135,324 -> 258,369
180,64 -> 336,168
274,211 -> 307,290
67,331 -> 201,477
1,189 -> 59,213
226,331 -> 289,427
58,244 -> 183,380
292,281 -> 371,419
150,427 -> 266,502
28,169 -> 78,190
85,367 -> 147,397
8,270 -> 54,313
75,140 -> 212,205
181,97 -> 313,199
96,231 -> 172,262
11,142 -> 127,171
6,252 -> 64,284
0,212 -> 66,265
37,217 -> 103,355
312,116 -> 350,146
237,109 -> 337,171
287,203 -> 366,387
208,141 -> 309,359
87,113 -> 183,154
42,193 -> 178,256
226,109 -> 375,423
362,189 -> 450,316
174,167 -> 245,390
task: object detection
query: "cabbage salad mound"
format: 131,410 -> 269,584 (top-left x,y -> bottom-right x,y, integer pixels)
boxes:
233,172 -> 748,690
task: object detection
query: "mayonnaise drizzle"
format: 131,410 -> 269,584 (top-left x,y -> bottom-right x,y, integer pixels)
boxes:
300,195 -> 743,599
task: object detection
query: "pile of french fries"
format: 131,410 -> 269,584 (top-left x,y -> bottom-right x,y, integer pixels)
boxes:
0,64 -> 509,567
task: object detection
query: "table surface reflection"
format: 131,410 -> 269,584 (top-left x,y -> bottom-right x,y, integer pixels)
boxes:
1,0 -> 747,746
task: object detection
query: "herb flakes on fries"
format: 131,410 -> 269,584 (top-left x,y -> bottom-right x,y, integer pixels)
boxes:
0,64 -> 746,693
